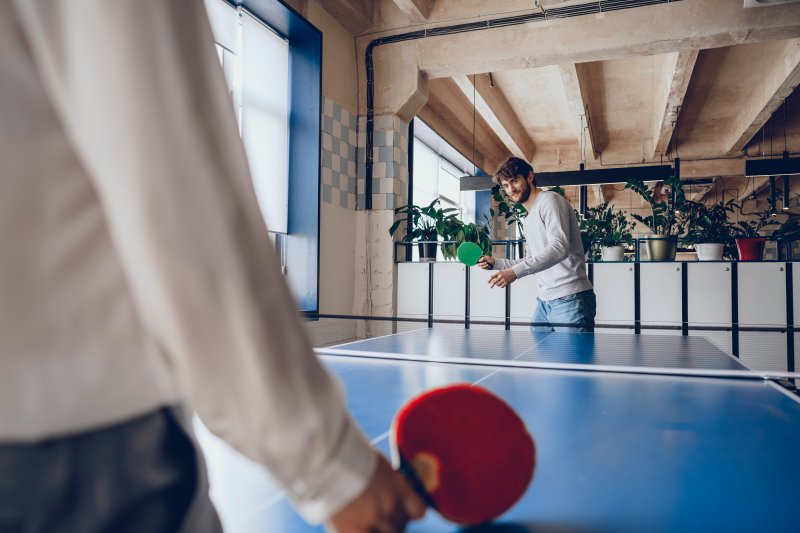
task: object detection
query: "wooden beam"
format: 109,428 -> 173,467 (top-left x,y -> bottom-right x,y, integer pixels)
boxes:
320,0 -> 373,34
391,0 -> 436,20
452,74 -> 536,161
653,50 -> 699,158
418,79 -> 509,174
725,38 -> 800,154
559,63 -> 599,160
387,0 -> 800,78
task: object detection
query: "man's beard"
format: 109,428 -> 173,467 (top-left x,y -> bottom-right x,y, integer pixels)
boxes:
515,180 -> 532,204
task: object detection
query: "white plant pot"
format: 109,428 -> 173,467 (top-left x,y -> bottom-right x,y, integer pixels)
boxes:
695,243 -> 724,261
600,245 -> 625,262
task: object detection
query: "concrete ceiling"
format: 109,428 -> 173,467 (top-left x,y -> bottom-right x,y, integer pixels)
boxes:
317,0 -> 800,203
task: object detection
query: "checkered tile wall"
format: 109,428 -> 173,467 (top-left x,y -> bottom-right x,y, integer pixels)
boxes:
321,96 -> 357,209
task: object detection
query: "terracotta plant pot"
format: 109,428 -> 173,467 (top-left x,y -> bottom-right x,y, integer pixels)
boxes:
735,237 -> 766,261
695,243 -> 724,261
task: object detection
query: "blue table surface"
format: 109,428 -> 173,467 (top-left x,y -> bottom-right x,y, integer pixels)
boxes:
198,350 -> 800,532
321,329 -> 748,372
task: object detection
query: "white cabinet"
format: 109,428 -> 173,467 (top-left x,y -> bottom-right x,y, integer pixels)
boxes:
432,263 -> 466,321
739,332 -> 788,372
738,263 -> 786,326
397,263 -> 429,319
593,263 -> 635,327
640,263 -> 682,328
509,273 -> 539,323
687,263 -> 732,326
793,263 -> 800,326
469,267 -> 506,322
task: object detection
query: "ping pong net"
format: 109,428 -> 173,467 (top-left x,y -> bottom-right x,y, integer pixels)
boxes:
302,314 -> 800,388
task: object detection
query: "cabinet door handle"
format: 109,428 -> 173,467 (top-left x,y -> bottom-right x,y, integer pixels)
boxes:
676,268 -> 680,271
780,267 -> 785,272
725,268 -> 730,271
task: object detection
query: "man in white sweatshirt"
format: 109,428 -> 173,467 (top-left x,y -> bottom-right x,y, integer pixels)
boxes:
0,1 -> 423,531
478,157 -> 596,332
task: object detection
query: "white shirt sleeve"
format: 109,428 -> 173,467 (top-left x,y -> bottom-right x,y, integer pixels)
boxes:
509,196 -> 571,279
14,0 -> 374,523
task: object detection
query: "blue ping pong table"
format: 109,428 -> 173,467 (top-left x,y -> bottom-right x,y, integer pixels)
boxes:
197,329 -> 800,532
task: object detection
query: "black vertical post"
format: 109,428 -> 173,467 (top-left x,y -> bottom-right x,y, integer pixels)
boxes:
731,262 -> 739,357
427,263 -> 434,328
681,262 -> 688,336
786,263 -> 795,373
588,263 -> 594,285
579,163 -> 587,217
465,267 -> 471,330
634,262 -> 641,334
505,287 -> 511,331
405,120 -> 414,262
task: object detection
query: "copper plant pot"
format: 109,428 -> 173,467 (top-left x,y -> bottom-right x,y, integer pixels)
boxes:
646,236 -> 678,261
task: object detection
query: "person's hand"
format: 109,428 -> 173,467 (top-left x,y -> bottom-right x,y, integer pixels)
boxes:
488,268 -> 517,289
328,452 -> 426,533
477,255 -> 495,270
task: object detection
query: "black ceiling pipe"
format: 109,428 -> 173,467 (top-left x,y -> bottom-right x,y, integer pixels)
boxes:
363,0 -> 684,209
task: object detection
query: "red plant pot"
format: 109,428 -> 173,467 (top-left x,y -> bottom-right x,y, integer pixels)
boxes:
735,237 -> 766,261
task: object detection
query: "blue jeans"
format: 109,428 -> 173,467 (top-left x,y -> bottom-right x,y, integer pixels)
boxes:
531,290 -> 596,332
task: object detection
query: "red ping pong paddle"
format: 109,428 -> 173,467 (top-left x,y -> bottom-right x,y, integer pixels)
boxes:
390,384 -> 536,526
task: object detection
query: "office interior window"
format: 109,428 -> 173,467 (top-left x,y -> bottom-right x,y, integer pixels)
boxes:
205,0 -> 290,235
412,122 -> 477,225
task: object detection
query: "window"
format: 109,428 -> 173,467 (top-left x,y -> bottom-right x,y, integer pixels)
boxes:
206,1 -> 290,234
204,0 -> 322,312
412,119 -> 479,224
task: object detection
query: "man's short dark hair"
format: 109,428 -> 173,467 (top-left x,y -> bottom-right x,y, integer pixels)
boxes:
494,157 -> 534,185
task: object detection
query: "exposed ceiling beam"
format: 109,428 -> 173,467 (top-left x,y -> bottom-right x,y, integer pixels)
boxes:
559,63 -> 599,161
391,0 -> 436,20
390,0 -> 800,78
725,38 -> 800,154
418,78 -> 509,174
652,50 -> 699,159
320,0 -> 373,34
452,74 -> 536,161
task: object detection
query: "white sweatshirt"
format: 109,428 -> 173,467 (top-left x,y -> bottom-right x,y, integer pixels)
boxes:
0,0 -> 373,523
494,191 -> 593,300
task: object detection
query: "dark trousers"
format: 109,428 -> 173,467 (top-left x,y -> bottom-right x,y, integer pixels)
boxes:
0,408 -> 222,533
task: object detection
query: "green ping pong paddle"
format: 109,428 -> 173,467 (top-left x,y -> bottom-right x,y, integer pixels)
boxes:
456,242 -> 483,266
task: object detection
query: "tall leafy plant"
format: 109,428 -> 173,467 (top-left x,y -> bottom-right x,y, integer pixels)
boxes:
388,198 -> 460,244
583,204 -> 634,248
729,204 -> 777,238
680,200 -> 736,259
625,175 -> 685,236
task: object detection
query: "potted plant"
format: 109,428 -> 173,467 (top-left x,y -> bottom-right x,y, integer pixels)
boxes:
491,185 -> 527,258
389,199 -> 460,261
680,200 -> 736,261
625,175 -> 685,261
771,217 -> 800,260
577,204 -> 608,262
442,217 -> 493,260
730,205 -> 777,261
584,204 -> 634,261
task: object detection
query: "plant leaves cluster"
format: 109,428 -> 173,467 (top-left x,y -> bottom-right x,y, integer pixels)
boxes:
388,198 -> 492,260
624,175 -> 685,236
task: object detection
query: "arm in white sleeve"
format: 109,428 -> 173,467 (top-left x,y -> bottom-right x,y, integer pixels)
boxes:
510,196 -> 571,279
15,0 -> 374,523
493,257 -> 524,270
